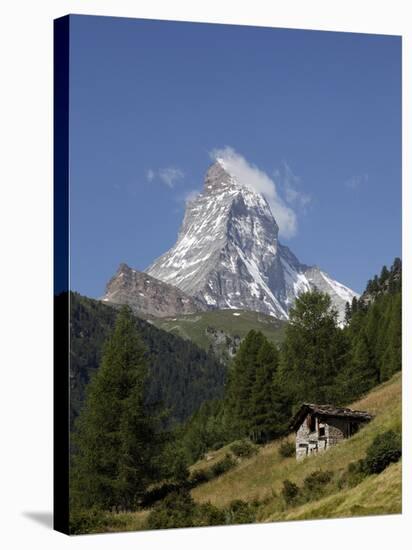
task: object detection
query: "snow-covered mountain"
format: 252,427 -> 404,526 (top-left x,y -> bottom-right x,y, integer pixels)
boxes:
146,159 -> 358,322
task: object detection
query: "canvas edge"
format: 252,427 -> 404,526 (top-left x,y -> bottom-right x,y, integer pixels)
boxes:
53,14 -> 70,536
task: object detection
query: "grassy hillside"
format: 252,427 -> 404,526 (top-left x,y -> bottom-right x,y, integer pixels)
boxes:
150,309 -> 286,356
274,461 -> 401,521
190,372 -> 401,520
90,372 -> 401,533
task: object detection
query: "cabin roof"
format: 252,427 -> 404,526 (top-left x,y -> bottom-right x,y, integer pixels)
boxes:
290,403 -> 373,431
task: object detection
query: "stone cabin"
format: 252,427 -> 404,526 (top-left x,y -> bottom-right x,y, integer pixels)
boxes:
290,403 -> 372,460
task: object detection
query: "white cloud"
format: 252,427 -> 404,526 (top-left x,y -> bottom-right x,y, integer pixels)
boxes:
183,189 -> 201,204
344,173 -> 369,189
158,167 -> 184,188
146,169 -> 155,182
146,167 -> 184,187
210,146 -> 298,238
274,162 -> 311,211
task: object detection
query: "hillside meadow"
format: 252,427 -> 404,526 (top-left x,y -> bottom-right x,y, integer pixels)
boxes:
191,372 -> 401,520
103,371 -> 401,531
150,308 -> 286,352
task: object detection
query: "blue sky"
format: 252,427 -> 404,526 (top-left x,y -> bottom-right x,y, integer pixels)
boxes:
68,15 -> 401,297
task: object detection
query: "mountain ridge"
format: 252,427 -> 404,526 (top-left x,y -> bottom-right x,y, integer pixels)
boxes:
102,263 -> 207,317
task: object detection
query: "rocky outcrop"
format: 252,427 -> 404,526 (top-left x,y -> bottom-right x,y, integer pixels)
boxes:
101,263 -> 206,317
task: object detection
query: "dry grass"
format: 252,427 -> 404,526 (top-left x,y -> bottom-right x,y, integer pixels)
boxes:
270,460 -> 402,521
100,372 -> 401,532
191,372 -> 402,520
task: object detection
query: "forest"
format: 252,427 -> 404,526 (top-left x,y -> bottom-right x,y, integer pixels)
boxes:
68,292 -> 226,429
69,258 -> 402,532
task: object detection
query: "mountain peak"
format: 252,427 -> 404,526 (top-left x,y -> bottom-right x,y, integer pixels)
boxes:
203,160 -> 238,194
145,162 -> 358,322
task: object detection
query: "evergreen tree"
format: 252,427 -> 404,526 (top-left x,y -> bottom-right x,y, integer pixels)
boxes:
380,265 -> 390,285
71,306 -> 162,511
389,258 -> 402,293
351,296 -> 358,315
224,331 -> 291,443
365,279 -> 373,293
341,258 -> 402,399
248,339 -> 290,442
381,293 -> 402,380
279,290 -> 347,407
391,257 -> 402,274
178,399 -> 231,464
344,301 -> 352,324
225,330 -> 266,437
338,329 -> 379,401
370,275 -> 380,293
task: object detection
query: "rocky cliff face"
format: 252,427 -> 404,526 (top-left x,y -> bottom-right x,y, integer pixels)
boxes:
146,159 -> 358,322
102,263 -> 206,317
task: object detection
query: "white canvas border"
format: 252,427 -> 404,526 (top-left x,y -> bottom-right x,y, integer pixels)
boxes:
0,1 -> 409,549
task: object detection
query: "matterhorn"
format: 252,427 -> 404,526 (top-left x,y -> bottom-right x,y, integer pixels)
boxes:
145,159 -> 357,321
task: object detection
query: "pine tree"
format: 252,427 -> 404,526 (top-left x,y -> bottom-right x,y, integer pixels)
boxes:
351,296 -> 358,315
391,257 -> 402,274
380,265 -> 390,285
348,329 -> 379,397
248,339 -> 290,442
71,306 -> 162,511
225,330 -> 265,438
344,301 -> 352,324
371,275 -> 380,293
389,258 -> 402,293
381,293 -> 401,380
279,290 -> 347,407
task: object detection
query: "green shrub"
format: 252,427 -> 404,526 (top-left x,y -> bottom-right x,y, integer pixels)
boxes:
146,491 -> 259,530
303,470 -> 333,496
226,499 -> 257,524
196,503 -> 226,527
189,468 -> 211,485
338,460 -> 367,489
188,454 -> 236,487
230,440 -> 258,459
210,454 -> 237,477
146,490 -> 198,530
282,479 -> 299,505
363,430 -> 402,474
146,489 -> 225,530
281,471 -> 333,508
279,440 -> 295,458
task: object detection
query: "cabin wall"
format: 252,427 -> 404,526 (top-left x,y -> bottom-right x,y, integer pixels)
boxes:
326,417 -> 347,446
296,418 -> 311,460
295,414 -> 347,460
